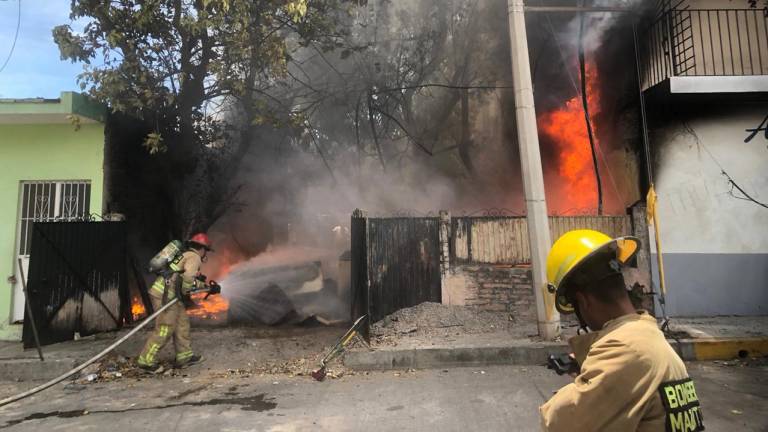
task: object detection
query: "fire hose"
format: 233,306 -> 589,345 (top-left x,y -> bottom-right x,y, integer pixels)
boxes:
0,283 -> 221,408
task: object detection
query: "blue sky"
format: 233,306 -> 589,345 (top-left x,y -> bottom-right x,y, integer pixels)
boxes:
0,1 -> 86,98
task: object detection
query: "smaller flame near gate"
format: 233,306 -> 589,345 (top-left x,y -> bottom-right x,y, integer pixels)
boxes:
131,297 -> 146,321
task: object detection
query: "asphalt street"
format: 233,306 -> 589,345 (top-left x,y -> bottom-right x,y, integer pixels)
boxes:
0,362 -> 765,431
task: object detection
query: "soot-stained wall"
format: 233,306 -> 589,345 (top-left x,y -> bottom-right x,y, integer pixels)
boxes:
650,103 -> 768,316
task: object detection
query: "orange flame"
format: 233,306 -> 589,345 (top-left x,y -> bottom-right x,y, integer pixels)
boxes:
538,62 -> 601,214
206,245 -> 244,281
131,297 -> 146,321
186,292 -> 229,320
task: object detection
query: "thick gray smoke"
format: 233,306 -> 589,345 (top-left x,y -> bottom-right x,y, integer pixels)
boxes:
205,0 -> 651,322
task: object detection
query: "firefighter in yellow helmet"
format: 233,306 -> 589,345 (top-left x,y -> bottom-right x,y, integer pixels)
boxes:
540,230 -> 703,432
137,233 -> 213,372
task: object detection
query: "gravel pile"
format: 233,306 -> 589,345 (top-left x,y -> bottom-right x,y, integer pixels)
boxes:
370,302 -> 515,345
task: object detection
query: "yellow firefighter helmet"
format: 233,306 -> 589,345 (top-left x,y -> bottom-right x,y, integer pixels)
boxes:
546,229 -> 640,314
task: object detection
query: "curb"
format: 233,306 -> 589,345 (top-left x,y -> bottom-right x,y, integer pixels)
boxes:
0,358 -> 78,382
672,337 -> 768,361
344,338 -> 768,370
344,344 -> 568,370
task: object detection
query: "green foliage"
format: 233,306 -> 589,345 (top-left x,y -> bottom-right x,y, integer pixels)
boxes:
53,0 -> 349,152
143,132 -> 166,154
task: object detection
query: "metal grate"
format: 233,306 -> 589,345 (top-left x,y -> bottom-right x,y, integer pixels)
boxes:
18,181 -> 91,256
642,8 -> 768,89
22,221 -> 128,348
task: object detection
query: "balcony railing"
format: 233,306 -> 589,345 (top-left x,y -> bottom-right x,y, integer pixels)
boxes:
642,8 -> 768,90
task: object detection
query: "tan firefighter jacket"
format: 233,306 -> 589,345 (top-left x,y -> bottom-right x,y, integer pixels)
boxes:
540,311 -> 704,432
151,250 -> 203,300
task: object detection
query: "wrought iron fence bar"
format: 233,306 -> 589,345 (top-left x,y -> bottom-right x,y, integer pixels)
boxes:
648,26 -> 659,85
754,10 -> 763,72
667,11 -> 677,75
744,10 -> 755,75
677,64 -> 696,75
735,10 -> 745,75
673,35 -> 694,51
695,11 -> 706,75
652,24 -> 659,84
707,10 -> 717,76
726,10 -> 735,75
672,14 -> 691,32
716,10 -> 726,75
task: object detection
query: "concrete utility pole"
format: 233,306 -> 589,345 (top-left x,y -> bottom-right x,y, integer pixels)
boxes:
506,0 -> 560,340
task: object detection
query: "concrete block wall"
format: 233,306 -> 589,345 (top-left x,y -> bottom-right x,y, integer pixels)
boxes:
443,265 -> 535,321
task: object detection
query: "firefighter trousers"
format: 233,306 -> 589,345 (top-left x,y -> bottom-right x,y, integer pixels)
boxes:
137,293 -> 194,366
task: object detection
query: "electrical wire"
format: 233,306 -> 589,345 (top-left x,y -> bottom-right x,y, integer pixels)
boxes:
681,119 -> 768,210
0,0 -> 21,75
578,8 -> 604,215
543,11 -> 626,210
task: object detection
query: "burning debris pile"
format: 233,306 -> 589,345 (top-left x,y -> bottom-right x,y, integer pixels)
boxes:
187,292 -> 230,321
371,302 -> 518,346
220,247 -> 349,326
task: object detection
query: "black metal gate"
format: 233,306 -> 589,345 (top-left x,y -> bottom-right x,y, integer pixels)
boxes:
351,212 -> 441,326
22,222 -> 129,348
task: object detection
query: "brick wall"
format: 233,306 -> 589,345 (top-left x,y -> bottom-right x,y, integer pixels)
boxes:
443,264 -> 535,321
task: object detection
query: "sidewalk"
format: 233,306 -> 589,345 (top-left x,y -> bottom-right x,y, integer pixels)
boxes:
0,325 -> 346,383
344,315 -> 768,370
1,316 -> 766,383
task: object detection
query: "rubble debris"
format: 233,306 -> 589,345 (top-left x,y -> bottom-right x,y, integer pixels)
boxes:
229,283 -> 296,325
370,302 -> 517,345
225,259 -> 348,326
204,355 -> 357,381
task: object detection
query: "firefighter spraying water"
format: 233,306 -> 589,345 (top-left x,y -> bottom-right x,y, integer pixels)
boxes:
137,233 -> 220,372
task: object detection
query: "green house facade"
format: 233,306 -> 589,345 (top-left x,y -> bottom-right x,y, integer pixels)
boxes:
0,92 -> 106,340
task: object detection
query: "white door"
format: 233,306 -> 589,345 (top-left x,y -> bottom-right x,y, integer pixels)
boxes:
12,181 -> 91,322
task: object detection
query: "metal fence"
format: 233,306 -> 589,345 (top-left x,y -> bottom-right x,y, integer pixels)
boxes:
352,216 -> 442,323
22,222 -> 129,348
351,211 -> 633,331
642,8 -> 768,89
452,215 -> 632,265
369,217 -> 441,320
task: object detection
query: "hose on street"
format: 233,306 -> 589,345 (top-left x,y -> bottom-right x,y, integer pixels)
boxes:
0,296 -> 184,408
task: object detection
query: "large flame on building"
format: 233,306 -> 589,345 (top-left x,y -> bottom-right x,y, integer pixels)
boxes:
538,62 -> 601,214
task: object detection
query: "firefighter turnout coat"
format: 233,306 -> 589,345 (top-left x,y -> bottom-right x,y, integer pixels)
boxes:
137,250 -> 203,367
540,311 -> 704,432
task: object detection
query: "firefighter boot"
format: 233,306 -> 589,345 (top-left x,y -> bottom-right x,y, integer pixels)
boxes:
175,354 -> 204,369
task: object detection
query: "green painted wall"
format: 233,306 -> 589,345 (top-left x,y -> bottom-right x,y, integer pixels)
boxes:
0,123 -> 105,340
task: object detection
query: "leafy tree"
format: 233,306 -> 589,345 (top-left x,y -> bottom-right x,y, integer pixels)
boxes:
54,0 -> 351,237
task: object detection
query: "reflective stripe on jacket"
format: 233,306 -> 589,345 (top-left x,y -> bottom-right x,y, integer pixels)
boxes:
540,311 -> 700,432
151,250 -> 202,299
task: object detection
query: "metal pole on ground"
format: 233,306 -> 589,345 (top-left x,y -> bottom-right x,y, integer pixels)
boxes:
18,258 -> 44,361
506,0 -> 559,340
